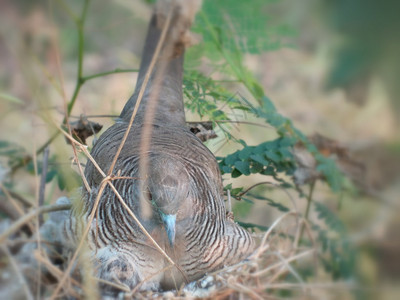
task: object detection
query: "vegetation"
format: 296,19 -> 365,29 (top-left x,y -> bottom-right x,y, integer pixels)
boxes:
1,0 -> 399,299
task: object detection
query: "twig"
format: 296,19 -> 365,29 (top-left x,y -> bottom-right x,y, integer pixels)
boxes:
0,203 -> 72,244
7,190 -> 33,208
94,278 -> 130,293
81,68 -> 139,83
267,251 -> 304,289
0,196 -> 20,220
298,181 -> 315,246
238,181 -> 298,214
227,189 -> 232,213
0,183 -> 35,234
251,249 -> 314,278
38,147 -> 50,225
52,121 -> 92,192
33,144 -> 44,298
59,0 -> 92,195
70,114 -> 119,119
214,79 -> 241,83
226,279 -> 263,300
31,125 -> 43,299
261,281 -> 355,290
50,179 -> 107,300
1,245 -> 34,300
34,250 -> 82,297
254,211 -> 298,258
213,120 -> 273,129
66,0 -> 90,115
0,183 -> 27,217
237,181 -> 273,198
128,264 -> 178,296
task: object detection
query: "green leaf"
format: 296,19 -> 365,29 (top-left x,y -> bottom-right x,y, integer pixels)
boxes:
231,168 -> 242,178
279,136 -> 296,147
316,156 -> 344,192
241,197 -> 254,204
0,92 -> 24,104
250,154 -> 269,166
225,153 -> 238,165
250,161 -> 263,173
261,166 -> 275,175
230,187 -> 243,196
238,146 -> 253,160
237,221 -> 269,232
224,183 -> 233,190
0,141 -> 10,148
278,148 -> 293,160
232,200 -> 253,219
314,202 -> 346,234
248,193 -> 290,212
221,165 -> 232,174
57,173 -> 65,190
45,168 -> 58,183
234,161 -> 250,175
261,95 -> 277,113
264,150 -> 280,163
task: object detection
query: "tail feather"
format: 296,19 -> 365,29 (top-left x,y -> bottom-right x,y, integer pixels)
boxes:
120,1 -> 201,126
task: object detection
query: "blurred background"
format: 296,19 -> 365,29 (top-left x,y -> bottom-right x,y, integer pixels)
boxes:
0,0 -> 399,299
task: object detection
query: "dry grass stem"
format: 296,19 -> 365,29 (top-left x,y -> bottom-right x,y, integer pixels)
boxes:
0,203 -> 72,244
33,250 -> 82,289
49,180 -> 107,299
1,245 -> 34,300
0,183 -> 29,218
255,211 -> 298,258
95,278 -> 131,293
252,249 -> 314,278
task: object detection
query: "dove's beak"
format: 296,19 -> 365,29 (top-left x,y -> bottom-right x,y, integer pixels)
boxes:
161,214 -> 176,246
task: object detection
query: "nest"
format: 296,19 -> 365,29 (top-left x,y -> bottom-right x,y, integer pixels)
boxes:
0,201 -> 349,300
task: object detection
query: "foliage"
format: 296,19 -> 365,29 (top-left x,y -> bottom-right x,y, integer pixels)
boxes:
0,141 -> 28,170
186,0 -> 354,282
218,137 -> 296,178
187,1 -> 344,193
193,0 -> 296,55
183,70 -> 248,121
313,202 -> 356,280
0,141 -> 76,192
245,192 -> 290,213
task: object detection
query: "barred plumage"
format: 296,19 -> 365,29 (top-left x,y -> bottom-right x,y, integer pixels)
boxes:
63,0 -> 254,293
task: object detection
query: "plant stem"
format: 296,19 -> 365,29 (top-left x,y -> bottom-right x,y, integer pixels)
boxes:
81,68 -> 139,83
66,0 -> 90,116
11,1 -> 139,173
11,1 -> 89,172
298,181 -> 316,246
0,203 -> 72,244
38,147 -> 50,225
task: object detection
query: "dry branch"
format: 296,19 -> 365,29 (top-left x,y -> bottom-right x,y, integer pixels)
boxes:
0,203 -> 72,244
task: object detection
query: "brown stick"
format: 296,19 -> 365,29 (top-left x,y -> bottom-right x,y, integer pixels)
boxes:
0,203 -> 72,244
38,146 -> 50,226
